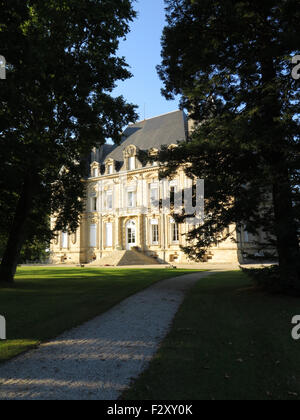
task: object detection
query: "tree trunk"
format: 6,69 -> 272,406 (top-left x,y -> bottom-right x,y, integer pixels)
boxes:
260,55 -> 300,291
0,174 -> 35,284
273,178 -> 300,291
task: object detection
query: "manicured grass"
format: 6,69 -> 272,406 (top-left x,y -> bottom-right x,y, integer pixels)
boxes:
0,267 -> 200,364
122,271 -> 300,401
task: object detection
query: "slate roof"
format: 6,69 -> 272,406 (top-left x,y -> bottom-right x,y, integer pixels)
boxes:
91,143 -> 115,164
101,110 -> 188,165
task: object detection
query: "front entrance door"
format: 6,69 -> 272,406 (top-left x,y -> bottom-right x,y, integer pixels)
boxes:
126,220 -> 136,250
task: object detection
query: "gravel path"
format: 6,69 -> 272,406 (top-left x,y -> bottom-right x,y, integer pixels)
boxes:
0,272 -> 211,400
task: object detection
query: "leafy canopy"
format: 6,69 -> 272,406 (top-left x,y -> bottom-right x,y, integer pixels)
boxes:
0,0 -> 137,240
157,0 -> 300,278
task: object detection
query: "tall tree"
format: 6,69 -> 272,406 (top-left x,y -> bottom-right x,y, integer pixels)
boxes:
157,0 -> 300,292
0,0 -> 137,284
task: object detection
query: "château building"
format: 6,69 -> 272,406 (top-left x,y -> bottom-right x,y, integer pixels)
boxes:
50,110 -> 261,266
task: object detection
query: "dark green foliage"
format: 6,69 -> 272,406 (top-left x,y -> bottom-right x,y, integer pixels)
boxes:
0,234 -> 49,263
123,272 -> 300,400
157,0 -> 300,291
19,240 -> 49,263
242,265 -> 282,293
0,0 -> 138,282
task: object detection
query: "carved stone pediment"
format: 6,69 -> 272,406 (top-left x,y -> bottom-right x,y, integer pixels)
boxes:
123,144 -> 138,159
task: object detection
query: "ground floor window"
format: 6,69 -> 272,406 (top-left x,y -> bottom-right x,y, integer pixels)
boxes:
106,223 -> 113,247
151,219 -> 159,245
90,224 -> 97,248
170,219 -> 179,243
126,220 -> 136,249
62,232 -> 68,249
127,227 -> 136,244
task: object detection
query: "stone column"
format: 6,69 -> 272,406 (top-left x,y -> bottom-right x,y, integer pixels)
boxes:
137,215 -> 143,249
114,217 -> 119,250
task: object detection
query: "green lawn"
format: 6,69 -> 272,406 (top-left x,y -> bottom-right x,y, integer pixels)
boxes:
122,271 -> 300,401
0,267 -> 199,364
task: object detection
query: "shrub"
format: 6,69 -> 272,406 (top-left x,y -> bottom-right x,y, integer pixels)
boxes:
242,265 -> 282,293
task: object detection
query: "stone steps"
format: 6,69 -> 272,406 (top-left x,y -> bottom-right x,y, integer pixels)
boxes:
89,250 -> 160,267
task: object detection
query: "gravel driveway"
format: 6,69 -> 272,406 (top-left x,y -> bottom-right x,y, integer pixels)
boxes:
0,271 -> 210,400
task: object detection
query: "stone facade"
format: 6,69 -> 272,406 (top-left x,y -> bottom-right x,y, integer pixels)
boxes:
50,111 -> 265,265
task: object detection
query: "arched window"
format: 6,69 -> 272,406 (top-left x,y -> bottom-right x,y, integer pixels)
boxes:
126,220 -> 136,250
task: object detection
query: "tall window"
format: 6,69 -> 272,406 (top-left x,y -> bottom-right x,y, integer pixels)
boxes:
62,232 -> 68,249
170,219 -> 179,242
170,186 -> 175,207
92,197 -> 97,212
90,224 -> 97,248
107,191 -> 113,210
151,220 -> 159,245
106,223 -> 113,247
150,184 -> 159,207
128,156 -> 135,171
127,221 -> 136,246
128,191 -> 135,208
244,228 -> 250,243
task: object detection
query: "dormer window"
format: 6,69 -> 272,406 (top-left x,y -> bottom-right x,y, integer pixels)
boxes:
105,159 -> 114,175
90,162 -> 99,178
149,148 -> 159,167
123,145 -> 138,171
128,156 -> 135,171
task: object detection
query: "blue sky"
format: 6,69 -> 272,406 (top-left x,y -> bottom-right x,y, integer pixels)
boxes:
113,0 -> 180,121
